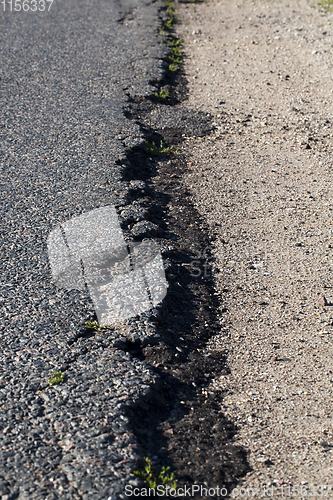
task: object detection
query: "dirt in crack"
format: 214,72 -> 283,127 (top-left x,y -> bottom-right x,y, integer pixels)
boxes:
123,94 -> 250,494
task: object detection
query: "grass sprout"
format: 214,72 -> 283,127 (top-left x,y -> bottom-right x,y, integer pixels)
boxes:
85,320 -> 111,332
152,89 -> 169,99
134,457 -> 177,491
48,371 -> 65,386
144,140 -> 176,155
317,0 -> 333,10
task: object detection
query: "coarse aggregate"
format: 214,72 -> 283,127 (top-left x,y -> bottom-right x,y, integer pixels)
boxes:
0,0 -> 170,497
177,0 -> 333,495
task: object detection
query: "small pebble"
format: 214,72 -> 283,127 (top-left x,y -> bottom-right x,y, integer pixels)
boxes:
318,295 -> 328,307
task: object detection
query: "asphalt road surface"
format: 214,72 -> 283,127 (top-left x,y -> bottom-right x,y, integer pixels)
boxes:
0,1 -> 167,498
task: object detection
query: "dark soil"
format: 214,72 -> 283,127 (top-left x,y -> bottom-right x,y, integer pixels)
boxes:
121,69 -> 250,495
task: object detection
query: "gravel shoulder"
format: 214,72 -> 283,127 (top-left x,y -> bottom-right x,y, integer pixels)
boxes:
177,0 -> 333,494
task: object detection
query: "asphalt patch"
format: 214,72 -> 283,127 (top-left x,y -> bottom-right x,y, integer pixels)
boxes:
121,80 -> 250,494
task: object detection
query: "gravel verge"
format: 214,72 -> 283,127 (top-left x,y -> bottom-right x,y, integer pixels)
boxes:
176,0 -> 333,495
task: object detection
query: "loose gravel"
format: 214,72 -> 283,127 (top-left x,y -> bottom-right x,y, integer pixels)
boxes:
177,0 -> 333,495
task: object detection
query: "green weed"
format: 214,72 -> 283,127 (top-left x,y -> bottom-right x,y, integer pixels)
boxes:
85,320 -> 111,332
164,38 -> 183,47
166,3 -> 175,14
168,51 -> 182,63
134,457 -> 177,491
167,46 -> 183,71
168,63 -> 179,72
48,371 -> 65,386
152,89 -> 169,99
144,140 -> 176,155
163,18 -> 176,31
169,56 -> 182,65
170,46 -> 182,57
159,0 -> 184,73
317,0 -> 333,11
165,37 -> 183,47
159,0 -> 178,33
164,0 -> 175,10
